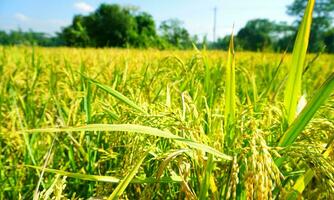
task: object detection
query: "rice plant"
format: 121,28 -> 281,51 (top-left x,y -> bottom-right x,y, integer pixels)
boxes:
1,0 -> 334,199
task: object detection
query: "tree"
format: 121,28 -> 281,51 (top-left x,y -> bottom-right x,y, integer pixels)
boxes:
59,4 -> 139,47
0,29 -> 62,46
58,15 -> 90,47
86,4 -> 138,47
324,28 -> 334,52
234,19 -> 295,52
135,12 -> 156,36
159,19 -> 192,49
272,22 -> 296,52
287,0 -> 334,25
211,35 -> 233,50
59,4 -> 165,48
134,12 -> 157,47
236,19 -> 274,51
287,0 -> 334,52
0,31 -> 9,45
3,3 -> 197,49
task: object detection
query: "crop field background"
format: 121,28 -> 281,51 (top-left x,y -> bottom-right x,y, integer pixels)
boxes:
1,0 -> 334,199
0,45 -> 333,199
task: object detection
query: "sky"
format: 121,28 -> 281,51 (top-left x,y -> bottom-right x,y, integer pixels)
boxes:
0,0 -> 295,40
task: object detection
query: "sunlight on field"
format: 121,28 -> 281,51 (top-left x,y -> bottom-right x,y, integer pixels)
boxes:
0,45 -> 334,199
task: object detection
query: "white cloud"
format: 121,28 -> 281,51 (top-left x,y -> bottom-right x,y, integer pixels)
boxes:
14,13 -> 29,22
74,2 -> 94,12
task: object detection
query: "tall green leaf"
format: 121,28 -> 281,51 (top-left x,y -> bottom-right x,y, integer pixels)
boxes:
199,154 -> 215,199
224,32 -> 236,144
24,165 -> 182,184
81,75 -> 147,114
20,124 -> 232,161
284,0 -> 315,125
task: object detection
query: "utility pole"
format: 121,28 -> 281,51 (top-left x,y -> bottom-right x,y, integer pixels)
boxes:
213,6 -> 217,42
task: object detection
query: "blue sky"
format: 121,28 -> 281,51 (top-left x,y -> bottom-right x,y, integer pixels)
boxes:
0,0 -> 295,40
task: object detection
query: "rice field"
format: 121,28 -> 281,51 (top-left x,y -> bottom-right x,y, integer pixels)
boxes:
0,45 -> 333,199
1,1 -> 334,199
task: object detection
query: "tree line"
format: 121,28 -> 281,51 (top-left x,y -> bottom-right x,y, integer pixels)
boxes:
213,0 -> 334,53
1,0 -> 334,53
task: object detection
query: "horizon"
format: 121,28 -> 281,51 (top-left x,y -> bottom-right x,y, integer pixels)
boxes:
0,0 -> 295,41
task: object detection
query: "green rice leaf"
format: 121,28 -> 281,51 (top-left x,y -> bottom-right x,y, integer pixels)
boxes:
199,154 -> 215,199
82,75 -> 147,114
224,30 -> 236,144
279,72 -> 334,147
20,124 -> 233,161
24,165 -> 182,184
284,0 -> 315,125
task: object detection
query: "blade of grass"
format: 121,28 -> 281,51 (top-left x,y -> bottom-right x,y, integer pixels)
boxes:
200,98 -> 215,199
199,154 -> 215,199
24,165 -> 182,184
33,138 -> 55,200
19,124 -> 233,161
284,0 -> 315,125
166,85 -> 171,108
83,77 -> 92,124
9,87 -> 39,170
224,29 -> 236,146
81,74 -> 147,114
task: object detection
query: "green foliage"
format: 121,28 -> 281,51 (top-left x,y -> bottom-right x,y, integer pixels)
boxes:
59,15 -> 90,47
224,33 -> 236,145
1,2 -> 334,199
159,19 -> 193,49
134,12 -> 158,48
1,44 -> 334,199
323,28 -> 334,52
84,76 -> 147,114
287,0 -> 334,21
21,124 -> 232,160
214,0 -> 334,53
3,1 -> 334,52
237,19 -> 274,51
280,73 -> 334,147
58,4 -> 194,49
212,20 -> 294,52
108,151 -> 148,200
0,29 -> 62,46
284,0 -> 314,125
210,35 -> 240,50
59,4 -> 138,47
288,0 -> 334,52
90,4 -> 138,47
